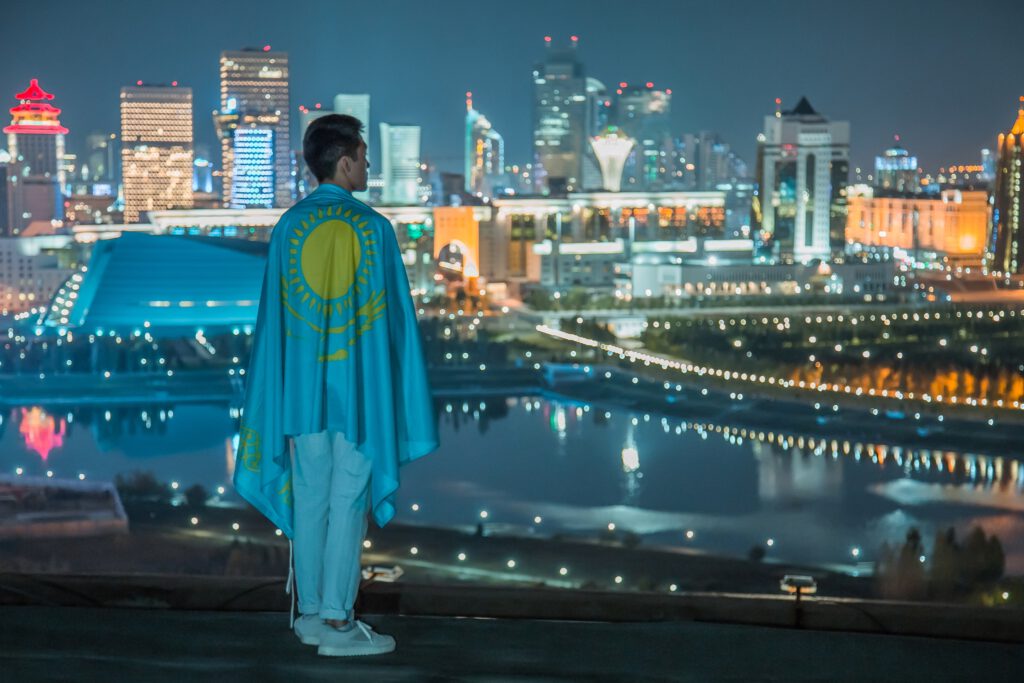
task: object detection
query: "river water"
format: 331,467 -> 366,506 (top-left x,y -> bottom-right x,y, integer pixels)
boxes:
3,395 -> 1023,573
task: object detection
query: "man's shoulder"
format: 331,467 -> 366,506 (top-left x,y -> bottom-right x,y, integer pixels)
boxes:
271,194 -> 392,243
345,200 -> 388,227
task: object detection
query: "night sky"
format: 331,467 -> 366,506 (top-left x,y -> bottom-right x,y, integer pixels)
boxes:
3,0 -> 1021,175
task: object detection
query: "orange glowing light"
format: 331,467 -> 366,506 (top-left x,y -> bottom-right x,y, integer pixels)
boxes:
18,407 -> 66,462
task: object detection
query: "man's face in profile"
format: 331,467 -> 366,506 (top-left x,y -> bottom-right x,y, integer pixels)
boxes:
351,138 -> 369,192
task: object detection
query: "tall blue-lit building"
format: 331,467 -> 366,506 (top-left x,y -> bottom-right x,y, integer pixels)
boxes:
215,48 -> 292,208
230,128 -> 275,208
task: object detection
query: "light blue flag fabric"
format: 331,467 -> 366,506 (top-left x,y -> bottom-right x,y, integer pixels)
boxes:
233,183 -> 439,539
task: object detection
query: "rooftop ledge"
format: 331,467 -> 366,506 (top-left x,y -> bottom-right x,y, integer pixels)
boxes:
1,572 -> 1021,645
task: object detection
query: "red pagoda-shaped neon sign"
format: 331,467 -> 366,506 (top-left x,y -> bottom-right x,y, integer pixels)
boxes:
4,78 -> 69,136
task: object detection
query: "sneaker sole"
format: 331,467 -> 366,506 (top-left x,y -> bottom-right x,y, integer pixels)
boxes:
317,642 -> 396,657
297,634 -> 320,646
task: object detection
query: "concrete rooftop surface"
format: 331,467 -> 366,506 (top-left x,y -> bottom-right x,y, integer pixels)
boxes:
1,605 -> 1022,683
2,574 -> 1023,681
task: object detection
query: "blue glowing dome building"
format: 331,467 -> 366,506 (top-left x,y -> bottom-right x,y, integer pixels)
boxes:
40,234 -> 267,335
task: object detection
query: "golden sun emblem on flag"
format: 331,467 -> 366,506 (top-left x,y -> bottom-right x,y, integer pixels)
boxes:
281,206 -> 386,361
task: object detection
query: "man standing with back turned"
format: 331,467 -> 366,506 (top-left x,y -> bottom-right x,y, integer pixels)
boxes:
233,114 -> 439,657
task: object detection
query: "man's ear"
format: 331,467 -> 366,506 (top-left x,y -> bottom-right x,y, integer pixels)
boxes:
337,155 -> 351,179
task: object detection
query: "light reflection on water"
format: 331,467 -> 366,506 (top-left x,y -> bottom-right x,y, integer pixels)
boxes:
2,396 -> 1023,572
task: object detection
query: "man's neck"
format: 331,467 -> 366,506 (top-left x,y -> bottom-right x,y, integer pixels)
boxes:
319,179 -> 353,193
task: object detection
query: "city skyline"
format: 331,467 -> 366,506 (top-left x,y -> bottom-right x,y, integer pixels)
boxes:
3,0 -> 1021,176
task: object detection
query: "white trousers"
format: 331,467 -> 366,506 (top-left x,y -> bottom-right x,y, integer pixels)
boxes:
290,431 -> 372,621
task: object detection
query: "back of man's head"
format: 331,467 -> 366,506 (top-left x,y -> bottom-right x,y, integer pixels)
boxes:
303,114 -> 364,182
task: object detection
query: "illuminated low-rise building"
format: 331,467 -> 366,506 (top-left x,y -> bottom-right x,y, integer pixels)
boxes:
487,191 -> 726,286
527,235 -> 895,299
846,188 -> 990,266
0,235 -> 77,315
68,205 -> 489,296
40,233 -> 264,332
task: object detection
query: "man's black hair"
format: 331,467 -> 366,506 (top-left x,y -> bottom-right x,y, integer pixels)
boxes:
303,114 -> 364,182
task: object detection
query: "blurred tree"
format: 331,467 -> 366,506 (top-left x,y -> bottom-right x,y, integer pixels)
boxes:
184,483 -> 208,508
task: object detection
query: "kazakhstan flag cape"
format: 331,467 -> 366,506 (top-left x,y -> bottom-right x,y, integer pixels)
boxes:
233,183 -> 438,538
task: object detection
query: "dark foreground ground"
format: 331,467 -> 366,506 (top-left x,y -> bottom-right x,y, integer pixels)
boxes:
2,605 -> 1022,683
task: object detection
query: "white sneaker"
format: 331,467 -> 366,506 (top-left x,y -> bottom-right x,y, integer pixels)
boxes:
293,614 -> 331,646
317,619 -> 396,657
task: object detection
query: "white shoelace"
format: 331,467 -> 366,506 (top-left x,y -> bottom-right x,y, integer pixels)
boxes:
354,620 -> 374,641
285,538 -> 296,629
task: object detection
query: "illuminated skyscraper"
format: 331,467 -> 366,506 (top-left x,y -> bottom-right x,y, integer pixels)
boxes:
3,79 -> 67,234
85,132 -> 117,184
581,77 -> 610,190
334,94 -> 370,157
464,92 -> 504,196
590,126 -> 635,192
295,104 -> 333,198
230,127 -> 274,207
688,131 -> 742,192
981,147 -> 996,183
532,36 -> 588,194
991,98 -> 1024,275
612,83 -> 672,190
217,48 -> 291,208
379,123 -> 420,205
752,97 -> 850,262
0,150 -> 11,234
874,135 -> 918,193
193,156 -> 213,193
120,84 -> 194,223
